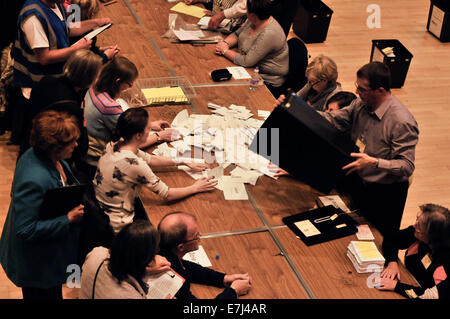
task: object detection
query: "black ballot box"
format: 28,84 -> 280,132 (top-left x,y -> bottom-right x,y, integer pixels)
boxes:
370,39 -> 413,88
427,0 -> 450,42
292,0 -> 333,43
249,93 -> 358,194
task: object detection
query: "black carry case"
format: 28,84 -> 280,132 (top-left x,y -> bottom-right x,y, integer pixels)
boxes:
249,92 -> 358,194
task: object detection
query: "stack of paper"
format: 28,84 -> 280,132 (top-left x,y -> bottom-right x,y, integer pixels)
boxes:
170,2 -> 207,18
347,241 -> 385,273
141,86 -> 188,105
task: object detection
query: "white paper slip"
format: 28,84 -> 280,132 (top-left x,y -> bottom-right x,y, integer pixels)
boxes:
172,109 -> 189,127
222,176 -> 248,200
173,29 -> 204,41
294,220 -> 321,237
145,270 -> 185,299
318,195 -> 351,213
257,110 -> 270,119
356,224 -> 375,240
226,66 -> 251,80
198,16 -> 230,28
182,245 -> 212,267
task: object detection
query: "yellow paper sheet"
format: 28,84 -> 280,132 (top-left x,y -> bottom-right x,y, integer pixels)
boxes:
142,86 -> 188,104
354,241 -> 383,260
170,2 -> 207,19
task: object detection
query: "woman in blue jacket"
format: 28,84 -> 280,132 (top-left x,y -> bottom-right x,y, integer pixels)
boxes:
0,110 -> 85,300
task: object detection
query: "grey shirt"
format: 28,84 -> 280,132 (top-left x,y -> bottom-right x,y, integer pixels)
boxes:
320,95 -> 419,184
233,17 -> 289,87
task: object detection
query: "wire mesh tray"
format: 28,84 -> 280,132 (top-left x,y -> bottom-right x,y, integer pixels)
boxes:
130,76 -> 196,107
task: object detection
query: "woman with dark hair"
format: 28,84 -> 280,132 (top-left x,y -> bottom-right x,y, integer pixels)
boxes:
94,108 -> 217,234
82,56 -> 178,180
79,220 -> 171,299
377,203 -> 450,299
215,0 -> 288,97
0,110 -> 85,300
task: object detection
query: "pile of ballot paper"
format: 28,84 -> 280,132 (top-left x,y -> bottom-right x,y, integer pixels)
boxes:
152,104 -> 276,200
346,241 -> 385,273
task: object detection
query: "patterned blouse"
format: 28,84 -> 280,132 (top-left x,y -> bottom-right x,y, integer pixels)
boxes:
94,142 -> 170,233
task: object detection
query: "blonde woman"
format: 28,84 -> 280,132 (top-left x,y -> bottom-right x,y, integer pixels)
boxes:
296,54 -> 342,111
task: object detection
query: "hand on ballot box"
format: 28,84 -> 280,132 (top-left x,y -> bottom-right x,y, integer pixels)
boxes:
146,255 -> 172,276
342,152 -> 378,175
268,162 -> 289,177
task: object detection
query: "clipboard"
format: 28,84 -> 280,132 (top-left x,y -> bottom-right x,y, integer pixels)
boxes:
39,184 -> 88,220
282,205 -> 358,246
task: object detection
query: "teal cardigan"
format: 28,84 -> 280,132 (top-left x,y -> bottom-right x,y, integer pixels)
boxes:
0,148 -> 80,288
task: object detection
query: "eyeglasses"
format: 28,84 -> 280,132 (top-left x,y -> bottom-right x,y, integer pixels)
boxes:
308,79 -> 323,87
182,234 -> 201,244
354,81 -> 373,93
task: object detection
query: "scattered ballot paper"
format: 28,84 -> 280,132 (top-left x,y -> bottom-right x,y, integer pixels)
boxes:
226,67 -> 251,80
182,245 -> 212,267
356,224 -> 375,240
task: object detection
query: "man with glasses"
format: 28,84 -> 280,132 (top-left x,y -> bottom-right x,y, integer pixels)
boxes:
158,211 -> 252,299
320,62 -> 419,237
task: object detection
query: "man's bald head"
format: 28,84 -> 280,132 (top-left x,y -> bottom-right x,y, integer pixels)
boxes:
158,212 -> 198,254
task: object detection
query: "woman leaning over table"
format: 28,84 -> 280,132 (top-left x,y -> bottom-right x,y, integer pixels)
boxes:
81,56 -> 178,181
79,220 -> 171,299
94,108 -> 217,234
215,0 -> 288,98
0,111 -> 84,300
377,203 -> 450,299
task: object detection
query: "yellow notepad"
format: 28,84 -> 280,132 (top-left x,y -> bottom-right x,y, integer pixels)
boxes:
142,86 -> 188,104
170,2 -> 207,19
354,241 -> 383,260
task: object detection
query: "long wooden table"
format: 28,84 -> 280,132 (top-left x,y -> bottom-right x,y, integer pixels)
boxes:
96,0 -> 417,299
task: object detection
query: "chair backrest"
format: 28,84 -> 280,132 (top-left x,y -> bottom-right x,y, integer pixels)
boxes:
284,37 -> 309,93
77,182 -> 115,265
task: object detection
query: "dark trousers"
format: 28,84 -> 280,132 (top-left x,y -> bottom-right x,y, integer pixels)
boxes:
22,286 -> 63,300
341,174 -> 409,238
7,86 -> 28,145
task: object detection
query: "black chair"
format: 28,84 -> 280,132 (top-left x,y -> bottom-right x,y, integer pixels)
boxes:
77,182 -> 114,265
282,38 -> 309,94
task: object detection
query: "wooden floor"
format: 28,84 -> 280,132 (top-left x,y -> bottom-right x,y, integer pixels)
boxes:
0,0 -> 449,298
